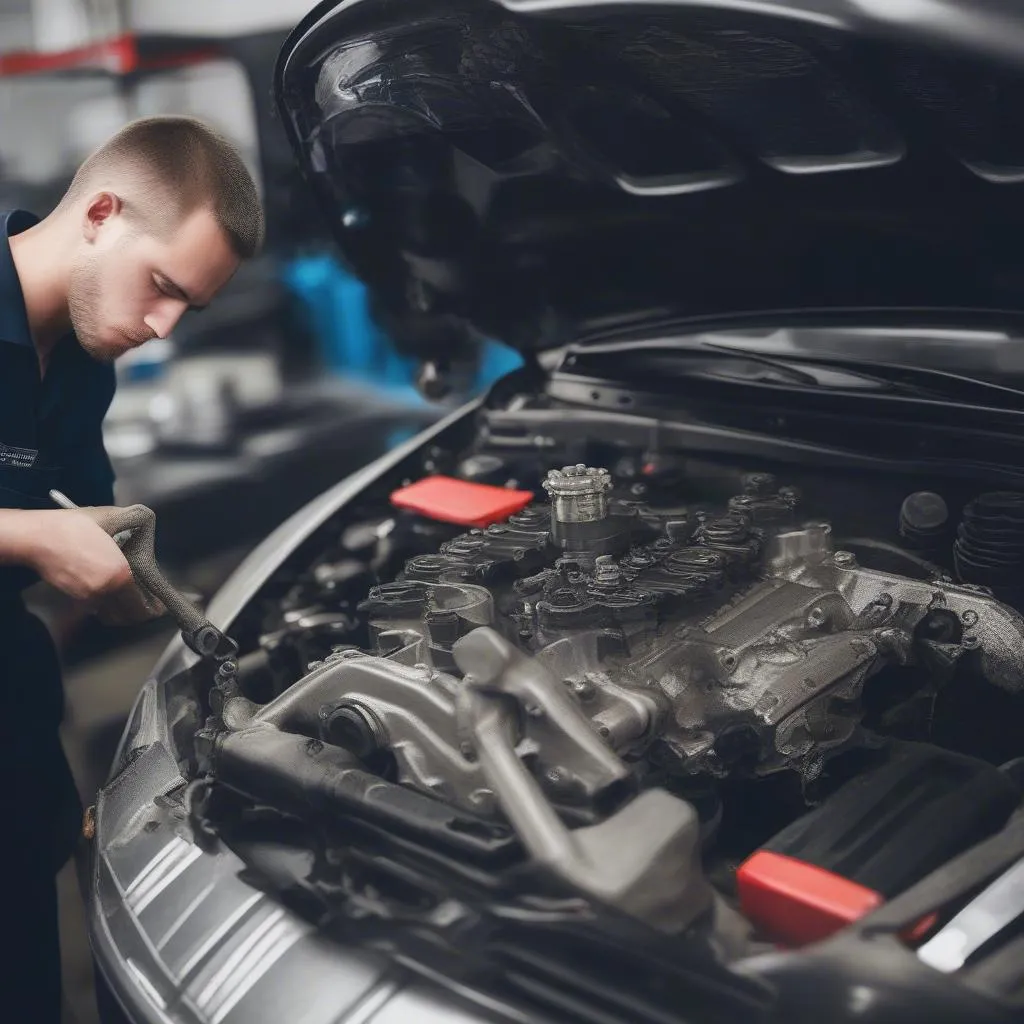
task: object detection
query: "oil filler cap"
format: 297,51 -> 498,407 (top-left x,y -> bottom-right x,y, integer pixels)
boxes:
390,476 -> 535,527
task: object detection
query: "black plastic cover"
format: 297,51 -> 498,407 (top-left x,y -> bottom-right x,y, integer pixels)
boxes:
762,741 -> 1021,897
275,0 -> 1024,354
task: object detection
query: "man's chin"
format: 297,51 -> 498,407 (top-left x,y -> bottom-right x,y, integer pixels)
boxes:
78,335 -> 135,364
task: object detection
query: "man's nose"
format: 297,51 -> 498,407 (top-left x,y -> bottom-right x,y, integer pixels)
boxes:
144,300 -> 187,340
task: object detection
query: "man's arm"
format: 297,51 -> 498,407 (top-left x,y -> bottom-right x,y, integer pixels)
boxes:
48,360 -> 164,624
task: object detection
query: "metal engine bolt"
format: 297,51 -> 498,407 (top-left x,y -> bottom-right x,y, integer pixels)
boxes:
542,464 -> 612,523
962,609 -> 979,628
323,703 -> 387,759
833,550 -> 856,568
572,678 -> 596,700
806,607 -> 827,629
214,660 -> 239,698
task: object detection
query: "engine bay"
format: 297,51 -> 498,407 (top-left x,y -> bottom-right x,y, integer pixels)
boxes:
176,401 -> 1024,972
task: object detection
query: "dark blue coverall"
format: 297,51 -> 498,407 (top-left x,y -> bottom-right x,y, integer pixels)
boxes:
0,209 -> 117,1021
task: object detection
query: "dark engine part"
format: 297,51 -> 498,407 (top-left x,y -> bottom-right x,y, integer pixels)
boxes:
899,490 -> 950,554
212,727 -> 519,865
761,741 -> 1022,898
954,491 -> 1024,597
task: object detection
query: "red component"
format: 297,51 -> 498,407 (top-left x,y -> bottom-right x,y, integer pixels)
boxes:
737,851 -> 884,947
0,35 -> 138,77
0,34 -> 222,79
390,476 -> 535,528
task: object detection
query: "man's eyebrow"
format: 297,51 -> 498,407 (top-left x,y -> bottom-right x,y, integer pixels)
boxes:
157,273 -> 207,312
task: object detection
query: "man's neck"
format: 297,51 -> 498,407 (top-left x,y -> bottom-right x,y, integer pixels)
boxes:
8,216 -> 73,371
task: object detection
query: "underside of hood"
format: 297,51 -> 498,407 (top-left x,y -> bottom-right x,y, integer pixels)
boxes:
274,0 -> 1024,353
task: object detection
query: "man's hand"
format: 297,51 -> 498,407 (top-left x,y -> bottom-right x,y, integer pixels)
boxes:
0,508 -> 133,600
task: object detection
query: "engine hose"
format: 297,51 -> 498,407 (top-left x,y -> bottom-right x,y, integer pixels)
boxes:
214,727 -> 518,862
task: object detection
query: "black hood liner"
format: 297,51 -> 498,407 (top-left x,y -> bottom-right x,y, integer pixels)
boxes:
275,0 -> 1024,352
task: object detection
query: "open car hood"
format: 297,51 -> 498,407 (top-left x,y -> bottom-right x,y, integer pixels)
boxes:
274,0 -> 1024,354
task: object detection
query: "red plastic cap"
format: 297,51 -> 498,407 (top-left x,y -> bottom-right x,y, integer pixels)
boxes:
736,851 -> 884,947
390,476 -> 535,528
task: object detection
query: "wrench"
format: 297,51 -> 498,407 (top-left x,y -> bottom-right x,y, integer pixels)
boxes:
49,489 -> 238,663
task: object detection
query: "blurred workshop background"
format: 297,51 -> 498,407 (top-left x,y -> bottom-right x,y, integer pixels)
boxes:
0,1 -> 521,1020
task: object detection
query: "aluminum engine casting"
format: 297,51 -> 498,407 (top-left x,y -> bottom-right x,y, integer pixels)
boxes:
224,471 -> 1024,803
213,468 -> 1024,933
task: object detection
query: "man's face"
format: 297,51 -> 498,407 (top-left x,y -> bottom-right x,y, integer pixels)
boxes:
68,199 -> 240,362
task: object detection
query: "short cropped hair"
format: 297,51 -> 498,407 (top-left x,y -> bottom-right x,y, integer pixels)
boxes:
63,115 -> 264,259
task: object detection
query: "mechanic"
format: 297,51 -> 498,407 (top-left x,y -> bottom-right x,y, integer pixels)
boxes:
0,116 -> 263,1022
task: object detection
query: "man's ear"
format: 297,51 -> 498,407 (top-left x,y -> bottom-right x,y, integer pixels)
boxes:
82,191 -> 122,241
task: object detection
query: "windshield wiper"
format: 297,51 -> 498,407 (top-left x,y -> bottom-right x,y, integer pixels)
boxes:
699,340 -> 1024,405
695,340 -> 824,387
593,339 -> 1024,407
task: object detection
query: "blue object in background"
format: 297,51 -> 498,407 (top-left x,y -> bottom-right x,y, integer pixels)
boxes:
476,334 -> 525,386
282,253 -> 523,404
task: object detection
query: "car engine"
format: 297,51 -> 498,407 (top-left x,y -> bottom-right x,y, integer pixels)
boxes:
203,460 -> 1024,936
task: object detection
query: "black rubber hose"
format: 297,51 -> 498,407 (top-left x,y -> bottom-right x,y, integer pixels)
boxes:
214,727 -> 519,864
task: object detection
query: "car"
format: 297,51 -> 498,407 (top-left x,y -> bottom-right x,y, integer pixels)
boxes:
85,1 -> 1024,1022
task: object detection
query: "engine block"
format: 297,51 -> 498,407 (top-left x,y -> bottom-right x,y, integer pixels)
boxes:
250,468 -> 1024,818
